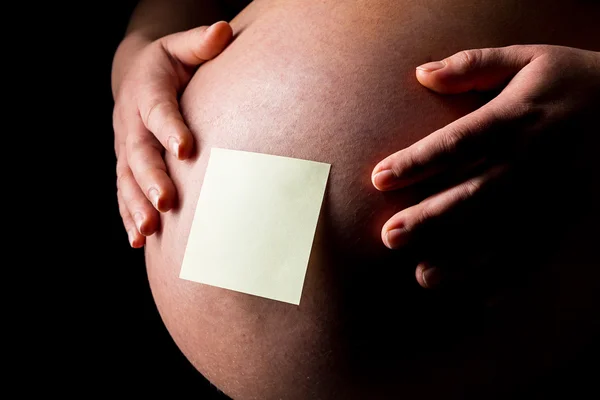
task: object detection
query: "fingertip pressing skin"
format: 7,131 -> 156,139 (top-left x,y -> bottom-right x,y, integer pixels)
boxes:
381,215 -> 411,249
383,227 -> 409,249
142,103 -> 194,160
148,185 -> 175,212
415,60 -> 447,89
166,119 -> 195,160
115,22 -> 235,248
415,61 -> 472,94
184,21 -> 234,64
206,21 -> 234,48
128,229 -> 145,248
126,127 -> 178,213
372,146 -> 429,191
144,169 -> 178,212
416,263 -> 441,288
415,46 -> 538,94
117,164 -> 161,236
168,135 -> 191,160
415,61 -> 469,94
177,130 -> 195,160
134,210 -> 160,236
118,189 -> 146,248
371,157 -> 402,191
148,186 -> 174,213
372,169 -> 397,191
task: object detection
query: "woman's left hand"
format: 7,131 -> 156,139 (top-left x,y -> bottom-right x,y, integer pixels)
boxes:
371,45 -> 600,289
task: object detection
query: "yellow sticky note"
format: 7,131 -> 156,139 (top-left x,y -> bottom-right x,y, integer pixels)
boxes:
179,148 -> 331,305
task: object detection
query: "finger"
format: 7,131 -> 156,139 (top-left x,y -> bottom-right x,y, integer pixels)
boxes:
138,23 -> 233,160
372,46 -> 540,191
116,157 -> 160,236
415,262 -> 469,289
416,251 -> 497,290
113,107 -> 126,153
415,45 -> 540,94
416,263 -> 442,289
117,190 -> 145,248
372,92 -> 525,191
161,21 -> 234,67
381,165 -> 507,249
137,87 -> 194,160
126,117 -> 177,213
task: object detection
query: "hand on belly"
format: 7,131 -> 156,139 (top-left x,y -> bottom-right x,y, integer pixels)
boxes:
373,44 -> 600,290
141,4 -> 600,399
112,22 -> 233,248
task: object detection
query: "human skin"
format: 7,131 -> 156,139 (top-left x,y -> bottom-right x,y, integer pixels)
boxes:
374,44 -> 600,288
143,1 -> 600,399
112,0 -> 240,248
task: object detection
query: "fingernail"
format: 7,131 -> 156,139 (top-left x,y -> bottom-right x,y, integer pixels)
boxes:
168,137 -> 180,158
133,212 -> 144,234
385,227 -> 409,249
148,188 -> 160,210
422,266 -> 442,288
208,21 -> 224,33
372,169 -> 396,190
127,230 -> 135,246
416,61 -> 446,72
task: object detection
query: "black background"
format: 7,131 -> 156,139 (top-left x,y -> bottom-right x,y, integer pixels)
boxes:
37,1 -> 230,397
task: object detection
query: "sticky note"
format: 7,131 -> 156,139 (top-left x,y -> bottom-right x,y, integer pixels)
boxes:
179,148 -> 331,305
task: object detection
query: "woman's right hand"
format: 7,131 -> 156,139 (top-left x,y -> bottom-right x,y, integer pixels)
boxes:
112,21 -> 233,248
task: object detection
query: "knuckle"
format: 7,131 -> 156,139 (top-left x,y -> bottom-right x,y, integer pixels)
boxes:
144,99 -> 176,134
112,109 -> 126,141
506,98 -> 546,130
388,152 -> 409,177
439,128 -> 465,155
119,208 -> 129,221
154,38 -> 181,74
116,160 -> 134,190
115,143 -> 127,160
409,145 -> 427,168
125,130 -> 148,153
143,98 -> 162,126
456,49 -> 483,71
414,205 -> 435,230
112,107 -> 121,127
512,100 -> 537,122
145,40 -> 168,63
117,196 -> 129,218
509,99 -> 534,117
116,172 -> 128,191
462,178 -> 482,198
392,145 -> 427,177
127,134 -> 163,166
529,44 -> 553,56
125,131 -> 139,151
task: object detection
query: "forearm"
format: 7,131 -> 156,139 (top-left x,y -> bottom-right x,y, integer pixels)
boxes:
112,0 -> 233,97
126,0 -> 231,41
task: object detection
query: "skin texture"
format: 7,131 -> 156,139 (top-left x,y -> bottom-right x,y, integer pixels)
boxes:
112,0 -> 246,248
373,45 -> 600,288
143,1 -> 600,399
113,21 -> 234,247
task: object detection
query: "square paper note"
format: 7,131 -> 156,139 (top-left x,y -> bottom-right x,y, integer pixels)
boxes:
179,148 -> 331,305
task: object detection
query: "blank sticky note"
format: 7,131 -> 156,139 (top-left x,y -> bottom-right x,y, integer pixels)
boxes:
179,148 -> 331,305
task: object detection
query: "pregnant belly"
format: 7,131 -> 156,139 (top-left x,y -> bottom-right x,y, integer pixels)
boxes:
144,1 -> 600,399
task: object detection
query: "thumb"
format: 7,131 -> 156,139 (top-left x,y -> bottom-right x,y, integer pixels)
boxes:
416,45 -> 540,94
160,21 -> 233,67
